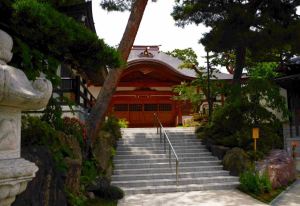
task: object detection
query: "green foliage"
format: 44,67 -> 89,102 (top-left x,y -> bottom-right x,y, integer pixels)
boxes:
173,82 -> 204,112
66,191 -> 87,206
223,148 -> 251,176
240,170 -> 272,195
169,48 -> 224,114
80,159 -> 98,186
60,117 -> 87,147
172,0 -> 300,79
41,97 -> 63,127
102,116 -> 122,141
198,63 -> 286,154
166,48 -> 199,69
1,0 -> 121,83
21,116 -> 72,172
118,118 -> 129,128
85,198 -> 117,206
100,0 -> 132,11
94,185 -> 124,200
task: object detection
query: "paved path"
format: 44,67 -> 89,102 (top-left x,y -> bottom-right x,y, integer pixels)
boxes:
118,189 -> 267,206
271,179 -> 300,206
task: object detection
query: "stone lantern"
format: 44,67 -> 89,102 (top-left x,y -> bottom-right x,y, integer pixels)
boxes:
0,30 -> 52,205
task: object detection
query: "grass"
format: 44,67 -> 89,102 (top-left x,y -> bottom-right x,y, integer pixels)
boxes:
239,186 -> 285,203
238,180 -> 296,204
85,198 -> 118,206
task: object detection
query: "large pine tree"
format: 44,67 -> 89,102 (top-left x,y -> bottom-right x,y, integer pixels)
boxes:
86,0 -> 149,143
172,0 -> 300,82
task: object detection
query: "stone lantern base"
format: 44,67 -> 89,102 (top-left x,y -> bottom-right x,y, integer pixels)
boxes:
0,158 -> 38,206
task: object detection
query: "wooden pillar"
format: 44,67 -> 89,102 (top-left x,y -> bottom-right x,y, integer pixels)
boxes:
177,101 -> 183,126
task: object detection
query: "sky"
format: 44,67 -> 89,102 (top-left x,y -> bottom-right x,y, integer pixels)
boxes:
92,0 -> 210,66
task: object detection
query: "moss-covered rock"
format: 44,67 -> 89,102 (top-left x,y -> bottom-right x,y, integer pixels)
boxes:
13,146 -> 67,206
223,147 -> 251,176
92,131 -> 115,179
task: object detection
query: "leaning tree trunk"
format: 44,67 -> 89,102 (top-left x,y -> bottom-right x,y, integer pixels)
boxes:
86,0 -> 149,144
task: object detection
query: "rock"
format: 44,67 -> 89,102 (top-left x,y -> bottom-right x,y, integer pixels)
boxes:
256,149 -> 296,189
210,145 -> 230,160
64,158 -> 82,195
223,147 -> 251,176
86,176 -> 110,192
86,177 -> 124,200
56,132 -> 82,194
87,192 -> 95,199
13,146 -> 67,206
92,131 -> 114,178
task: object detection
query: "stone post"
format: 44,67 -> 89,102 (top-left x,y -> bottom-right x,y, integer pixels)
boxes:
0,30 -> 52,205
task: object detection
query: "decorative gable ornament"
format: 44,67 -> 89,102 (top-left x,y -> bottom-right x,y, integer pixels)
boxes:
138,47 -> 154,58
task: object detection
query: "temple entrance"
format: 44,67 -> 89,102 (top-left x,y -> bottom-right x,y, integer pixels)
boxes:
111,93 -> 177,127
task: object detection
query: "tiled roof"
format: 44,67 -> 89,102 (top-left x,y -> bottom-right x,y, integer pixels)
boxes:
128,46 -> 233,80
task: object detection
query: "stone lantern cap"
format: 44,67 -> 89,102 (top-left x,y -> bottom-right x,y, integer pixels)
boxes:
0,30 -> 52,110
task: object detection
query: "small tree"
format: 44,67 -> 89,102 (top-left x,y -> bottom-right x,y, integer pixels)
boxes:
167,48 -> 224,118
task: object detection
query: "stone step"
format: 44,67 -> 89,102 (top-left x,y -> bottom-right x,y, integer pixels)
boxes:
122,134 -> 196,139
112,176 -> 239,188
116,148 -> 208,155
114,152 -> 212,160
114,160 -> 221,170
114,128 -> 238,195
113,165 -> 225,175
119,182 -> 239,195
117,142 -> 206,149
116,144 -> 206,151
114,156 -> 217,164
118,139 -> 199,144
121,128 -> 195,132
112,170 -> 230,181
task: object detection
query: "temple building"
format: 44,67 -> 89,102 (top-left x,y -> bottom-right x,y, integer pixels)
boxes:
89,45 -> 233,127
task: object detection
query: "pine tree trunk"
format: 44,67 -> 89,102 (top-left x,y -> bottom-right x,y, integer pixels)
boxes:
86,0 -> 149,143
233,46 -> 246,82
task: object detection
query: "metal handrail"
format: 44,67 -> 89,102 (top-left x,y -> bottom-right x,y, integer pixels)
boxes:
153,113 -> 179,185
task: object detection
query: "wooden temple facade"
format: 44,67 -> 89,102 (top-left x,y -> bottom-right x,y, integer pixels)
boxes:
106,46 -> 194,127
102,46 -> 232,127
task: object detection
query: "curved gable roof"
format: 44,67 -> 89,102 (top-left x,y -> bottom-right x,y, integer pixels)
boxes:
128,46 -> 233,80
128,46 -> 196,79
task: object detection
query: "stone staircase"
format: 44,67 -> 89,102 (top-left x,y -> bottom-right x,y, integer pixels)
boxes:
111,128 -> 239,195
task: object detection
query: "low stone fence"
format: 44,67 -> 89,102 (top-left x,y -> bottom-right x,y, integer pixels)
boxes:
282,124 -> 300,171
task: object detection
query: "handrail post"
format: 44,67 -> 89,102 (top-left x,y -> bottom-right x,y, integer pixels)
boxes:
164,133 -> 166,153
176,160 -> 179,185
153,113 -> 179,186
160,127 -> 162,143
169,144 -> 171,166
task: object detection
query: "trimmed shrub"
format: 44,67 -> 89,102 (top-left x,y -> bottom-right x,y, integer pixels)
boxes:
223,147 -> 251,176
87,177 -> 124,200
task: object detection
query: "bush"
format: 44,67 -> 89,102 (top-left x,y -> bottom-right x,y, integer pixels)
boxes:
87,177 -> 124,200
80,159 -> 98,186
60,117 -> 87,147
240,170 -> 272,195
105,185 -> 124,200
223,148 -> 251,176
102,116 -> 122,141
118,118 -> 128,128
21,116 -> 79,172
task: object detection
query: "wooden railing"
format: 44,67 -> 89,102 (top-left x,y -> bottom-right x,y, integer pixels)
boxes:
53,76 -> 96,110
